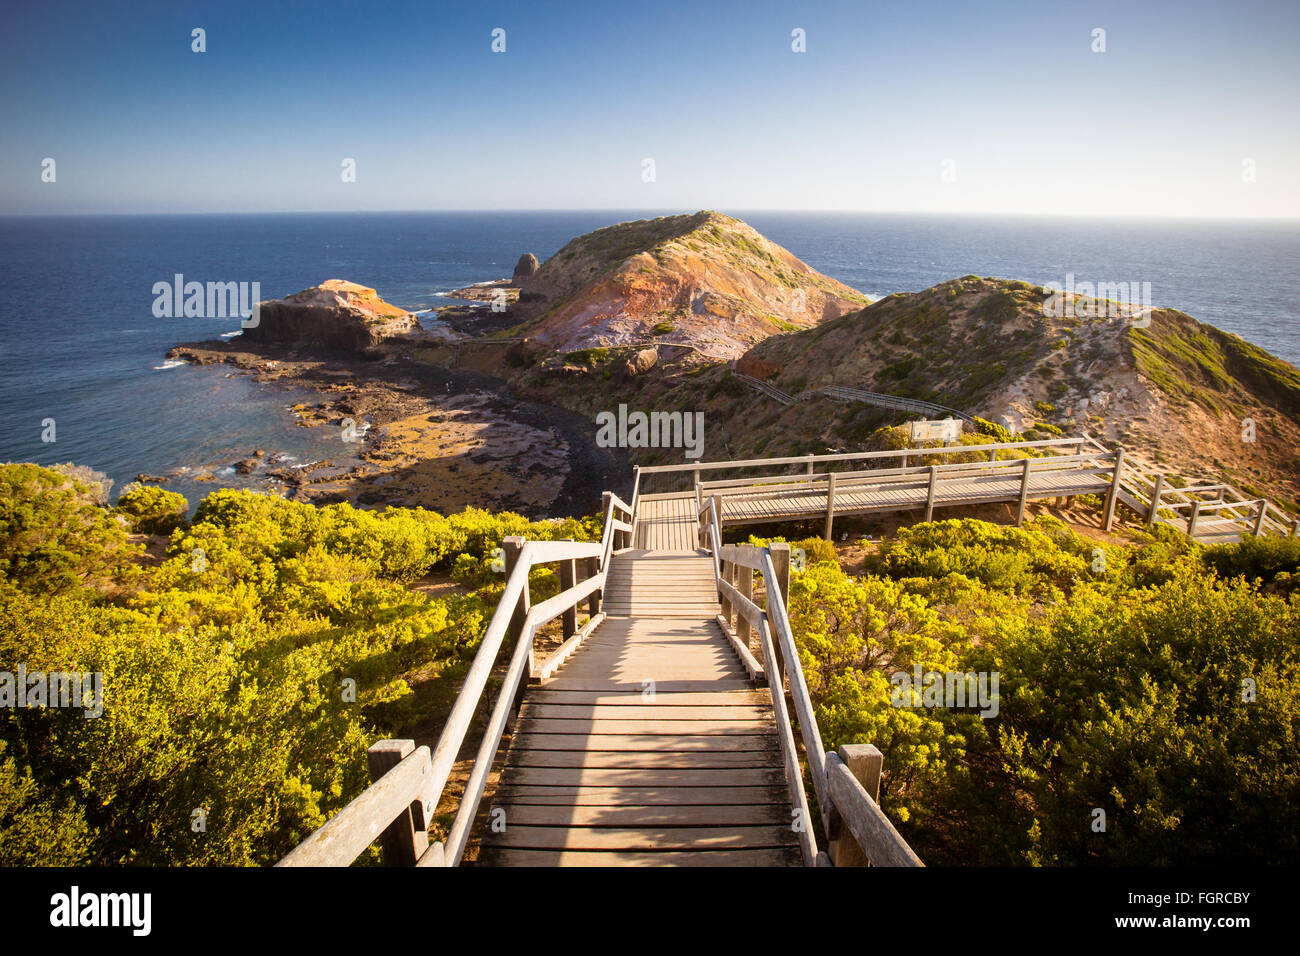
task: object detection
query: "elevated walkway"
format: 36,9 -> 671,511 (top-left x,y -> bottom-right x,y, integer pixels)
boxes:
279,434 -> 1293,870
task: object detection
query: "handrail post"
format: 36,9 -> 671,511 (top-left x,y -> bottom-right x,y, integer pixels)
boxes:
767,543 -> 791,680
1147,472 -> 1165,527
1188,499 -> 1201,538
827,743 -> 883,867
586,555 -> 601,614
602,491 -> 615,549
559,539 -> 578,638
367,739 -> 424,866
824,472 -> 837,541
1253,499 -> 1268,537
502,536 -> 530,722
1102,449 -> 1124,532
737,560 -> 753,646
1016,457 -> 1032,526
925,465 -> 938,523
719,557 -> 732,620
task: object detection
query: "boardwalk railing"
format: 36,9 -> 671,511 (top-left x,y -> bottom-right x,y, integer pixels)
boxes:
278,494 -> 633,867
640,436 -> 1096,495
650,435 -> 1297,544
698,499 -> 923,867
1079,433 -> 1299,542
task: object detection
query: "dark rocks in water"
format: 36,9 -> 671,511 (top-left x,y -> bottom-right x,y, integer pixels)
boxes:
513,253 -> 540,283
135,473 -> 170,484
234,459 -> 260,475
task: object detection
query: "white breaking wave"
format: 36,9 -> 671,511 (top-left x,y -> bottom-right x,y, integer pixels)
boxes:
152,359 -> 185,370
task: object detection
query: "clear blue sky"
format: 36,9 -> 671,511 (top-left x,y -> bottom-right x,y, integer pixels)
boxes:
3,0 -> 1297,217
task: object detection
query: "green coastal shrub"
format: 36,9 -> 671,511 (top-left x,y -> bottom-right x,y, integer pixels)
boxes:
787,516 -> 1300,865
0,463 -> 135,596
1203,535 -> 1300,585
115,483 -> 188,535
0,476 -> 598,865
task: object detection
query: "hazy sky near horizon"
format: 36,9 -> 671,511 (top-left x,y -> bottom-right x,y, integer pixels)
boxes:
2,0 -> 1297,218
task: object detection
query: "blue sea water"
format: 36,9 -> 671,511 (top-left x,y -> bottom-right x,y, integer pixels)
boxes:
1,211 -> 1297,504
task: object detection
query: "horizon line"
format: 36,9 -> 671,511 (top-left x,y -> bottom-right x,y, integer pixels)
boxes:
4,207 -> 1299,224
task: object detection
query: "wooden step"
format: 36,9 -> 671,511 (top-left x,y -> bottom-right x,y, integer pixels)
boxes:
519,703 -> 769,721
488,804 -> 791,827
504,750 -> 779,770
510,733 -> 778,751
477,847 -> 801,867
490,785 -> 791,805
480,824 -> 797,851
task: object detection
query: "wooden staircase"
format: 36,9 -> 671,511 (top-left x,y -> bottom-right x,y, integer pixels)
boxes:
601,551 -> 719,617
478,559 -> 801,866
280,471 -> 923,869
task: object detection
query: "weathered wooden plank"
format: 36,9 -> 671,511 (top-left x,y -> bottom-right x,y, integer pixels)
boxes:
488,804 -> 791,828
542,678 -> 757,692
481,824 -> 798,851
520,703 -> 769,720
524,690 -> 769,706
490,785 -> 789,806
515,718 -> 771,736
504,749 -> 779,770
476,847 -> 801,867
277,744 -> 433,867
498,767 -> 786,788
510,733 -> 778,752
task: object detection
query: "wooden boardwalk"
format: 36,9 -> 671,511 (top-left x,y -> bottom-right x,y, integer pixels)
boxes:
480,561 -> 801,865
282,435 -> 1294,870
633,493 -> 701,550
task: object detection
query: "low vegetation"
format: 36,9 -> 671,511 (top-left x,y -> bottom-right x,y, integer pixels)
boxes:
4,458 -> 1297,867
785,516 -> 1300,865
0,463 -> 596,865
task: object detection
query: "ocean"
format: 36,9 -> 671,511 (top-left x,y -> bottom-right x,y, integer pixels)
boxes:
1,211 -> 1296,505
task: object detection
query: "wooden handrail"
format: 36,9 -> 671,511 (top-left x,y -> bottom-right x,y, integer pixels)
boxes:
825,752 -> 923,867
637,437 -> 1088,475
442,563 -> 603,864
280,529 -> 615,867
702,528 -> 920,866
277,744 -> 436,867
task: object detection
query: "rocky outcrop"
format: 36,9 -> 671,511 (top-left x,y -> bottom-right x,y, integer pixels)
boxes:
623,347 -> 659,377
513,253 -> 540,283
243,279 -> 419,352
509,211 -> 870,361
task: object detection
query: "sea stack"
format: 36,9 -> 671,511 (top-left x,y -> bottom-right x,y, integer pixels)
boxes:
513,253 -> 540,283
244,279 -> 419,351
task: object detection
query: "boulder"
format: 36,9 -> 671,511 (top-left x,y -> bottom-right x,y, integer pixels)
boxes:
513,253 -> 540,283
242,279 -> 419,352
624,347 -> 659,377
